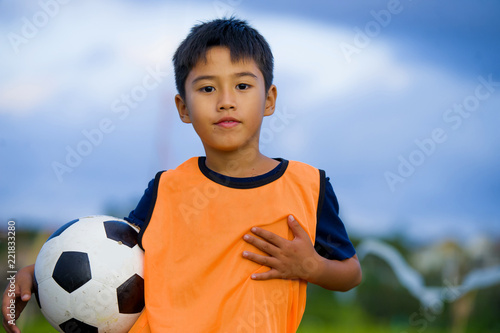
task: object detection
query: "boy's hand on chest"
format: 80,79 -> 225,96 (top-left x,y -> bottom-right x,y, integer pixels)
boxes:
241,215 -> 322,281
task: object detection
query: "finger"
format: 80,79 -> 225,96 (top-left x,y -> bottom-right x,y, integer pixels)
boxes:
2,287 -> 14,321
3,320 -> 20,333
287,215 -> 308,239
243,234 -> 279,257
249,227 -> 285,247
18,285 -> 31,302
16,267 -> 34,301
250,268 -> 282,280
2,283 -> 28,327
242,251 -> 279,268
2,313 -> 21,333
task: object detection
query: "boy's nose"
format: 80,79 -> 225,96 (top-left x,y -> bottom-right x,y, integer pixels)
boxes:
217,90 -> 236,111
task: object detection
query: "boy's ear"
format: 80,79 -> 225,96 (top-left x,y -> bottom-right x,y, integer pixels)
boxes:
175,94 -> 191,123
264,84 -> 277,117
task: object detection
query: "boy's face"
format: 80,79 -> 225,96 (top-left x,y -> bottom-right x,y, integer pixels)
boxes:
175,46 -> 276,155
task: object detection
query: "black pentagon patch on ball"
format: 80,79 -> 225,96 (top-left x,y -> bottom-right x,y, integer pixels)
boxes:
117,273 -> 145,314
53,252 -> 92,293
59,318 -> 98,333
104,220 -> 138,248
47,219 -> 79,241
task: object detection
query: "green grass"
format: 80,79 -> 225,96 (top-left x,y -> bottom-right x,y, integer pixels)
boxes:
297,284 -> 448,333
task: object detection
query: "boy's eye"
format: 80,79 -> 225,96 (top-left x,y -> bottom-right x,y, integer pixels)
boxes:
237,83 -> 250,90
201,86 -> 215,93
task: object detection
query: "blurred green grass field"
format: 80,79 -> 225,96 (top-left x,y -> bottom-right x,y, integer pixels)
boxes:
10,283 -> 499,333
8,293 -> 449,333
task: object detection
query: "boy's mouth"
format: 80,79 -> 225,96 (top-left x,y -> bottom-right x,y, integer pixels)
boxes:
215,117 -> 240,128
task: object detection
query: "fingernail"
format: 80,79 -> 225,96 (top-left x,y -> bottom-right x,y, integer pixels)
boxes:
251,274 -> 256,279
251,227 -> 257,233
242,251 -> 248,257
21,294 -> 30,301
243,234 -> 249,240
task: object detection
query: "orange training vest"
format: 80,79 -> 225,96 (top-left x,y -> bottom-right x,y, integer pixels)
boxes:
129,157 -> 323,333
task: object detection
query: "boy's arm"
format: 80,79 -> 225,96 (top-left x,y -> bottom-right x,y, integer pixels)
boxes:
242,215 -> 362,291
307,254 -> 361,292
2,264 -> 35,333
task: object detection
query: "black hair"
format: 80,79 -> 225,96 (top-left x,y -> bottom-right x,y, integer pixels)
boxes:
173,17 -> 274,100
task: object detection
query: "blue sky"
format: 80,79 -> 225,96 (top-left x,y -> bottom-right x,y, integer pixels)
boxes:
1,0 -> 499,244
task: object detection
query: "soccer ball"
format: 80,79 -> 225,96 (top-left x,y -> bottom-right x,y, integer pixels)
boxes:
34,215 -> 144,333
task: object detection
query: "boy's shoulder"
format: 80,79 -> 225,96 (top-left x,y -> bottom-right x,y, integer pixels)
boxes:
287,159 -> 319,169
286,159 -> 325,177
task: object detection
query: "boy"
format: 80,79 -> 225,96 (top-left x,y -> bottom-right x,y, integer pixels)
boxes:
2,17 -> 361,333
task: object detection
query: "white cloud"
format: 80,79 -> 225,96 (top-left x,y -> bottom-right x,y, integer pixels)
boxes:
0,78 -> 57,113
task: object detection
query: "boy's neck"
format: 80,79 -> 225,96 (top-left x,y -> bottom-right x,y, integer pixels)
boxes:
203,148 -> 279,178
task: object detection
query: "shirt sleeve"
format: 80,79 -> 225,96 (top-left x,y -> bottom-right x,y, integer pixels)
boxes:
124,178 -> 155,229
314,176 -> 356,260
